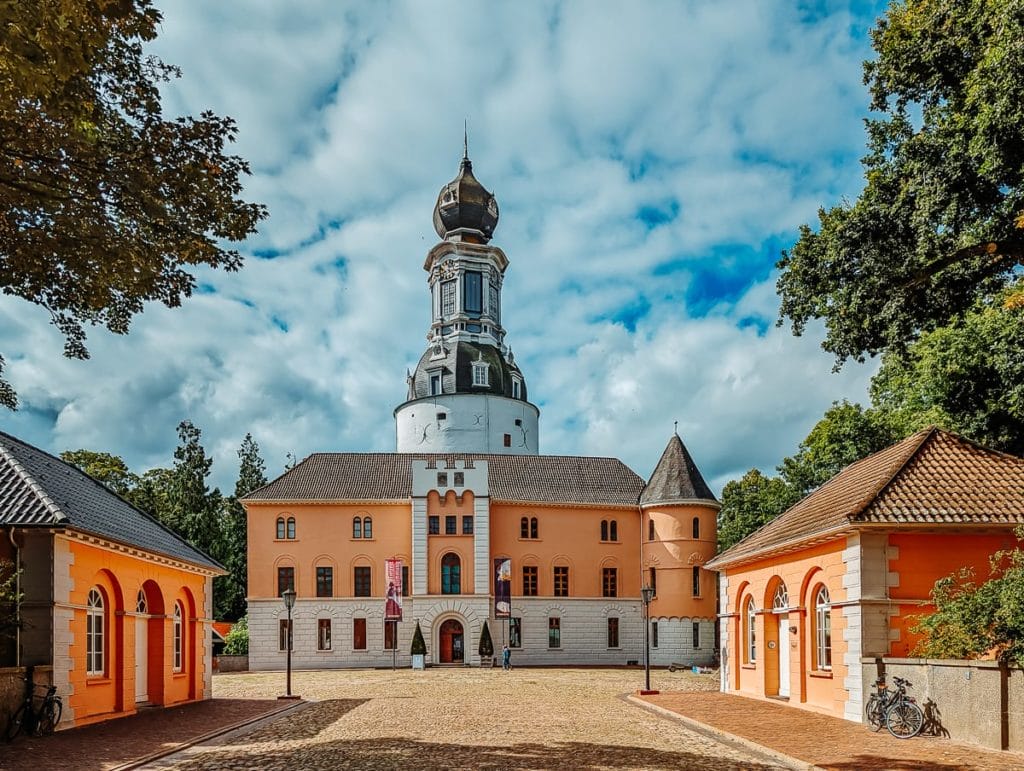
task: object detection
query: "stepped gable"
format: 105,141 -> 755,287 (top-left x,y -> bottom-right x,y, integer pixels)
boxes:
640,433 -> 717,506
708,427 -> 1024,569
244,452 -> 645,507
0,431 -> 221,570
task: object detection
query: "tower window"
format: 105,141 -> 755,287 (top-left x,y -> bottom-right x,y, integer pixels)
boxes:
430,374 -> 442,395
453,471 -> 464,486
692,516 -> 700,539
488,283 -> 499,322
512,377 -> 521,399
472,362 -> 489,386
464,271 -> 483,315
503,433 -> 512,447
437,472 -> 448,486
441,280 -> 456,316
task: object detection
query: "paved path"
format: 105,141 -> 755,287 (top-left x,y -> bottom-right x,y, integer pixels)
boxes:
152,668 -> 784,770
642,691 -> 1024,771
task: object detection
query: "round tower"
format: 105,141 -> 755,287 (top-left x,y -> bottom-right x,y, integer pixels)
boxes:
640,433 -> 720,666
395,145 -> 540,454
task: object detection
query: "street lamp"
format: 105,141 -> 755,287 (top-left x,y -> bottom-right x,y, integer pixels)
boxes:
280,588 -> 298,700
640,585 -> 655,694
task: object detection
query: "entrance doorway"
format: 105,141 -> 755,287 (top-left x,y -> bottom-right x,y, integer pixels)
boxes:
439,619 -> 464,664
135,590 -> 149,703
777,613 -> 790,698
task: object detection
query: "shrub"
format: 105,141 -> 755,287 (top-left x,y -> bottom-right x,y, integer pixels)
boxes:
410,620 -> 426,655
223,615 -> 249,655
478,620 -> 494,658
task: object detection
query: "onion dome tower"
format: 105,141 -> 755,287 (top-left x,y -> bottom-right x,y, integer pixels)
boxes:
395,142 -> 540,454
640,432 -> 720,665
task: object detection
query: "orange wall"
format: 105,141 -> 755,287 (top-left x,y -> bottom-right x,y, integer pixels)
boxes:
721,538 -> 849,717
62,535 -> 209,726
642,503 -> 718,619
489,502 -> 640,597
426,491 -> 476,594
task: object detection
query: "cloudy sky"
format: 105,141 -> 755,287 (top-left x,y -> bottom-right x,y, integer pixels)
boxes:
1,0 -> 888,493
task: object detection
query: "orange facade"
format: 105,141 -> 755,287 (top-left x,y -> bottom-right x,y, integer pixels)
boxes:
642,503 -> 718,621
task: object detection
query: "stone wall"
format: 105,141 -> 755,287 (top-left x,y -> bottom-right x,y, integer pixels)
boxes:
863,657 -> 1023,753
0,665 -> 53,738
215,655 -> 249,673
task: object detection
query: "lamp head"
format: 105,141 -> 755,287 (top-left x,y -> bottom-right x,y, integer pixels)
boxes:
641,586 -> 655,605
282,588 -> 296,610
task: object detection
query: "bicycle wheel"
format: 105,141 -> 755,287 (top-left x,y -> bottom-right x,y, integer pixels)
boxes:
37,699 -> 62,735
886,700 -> 924,739
4,703 -> 29,742
865,694 -> 883,732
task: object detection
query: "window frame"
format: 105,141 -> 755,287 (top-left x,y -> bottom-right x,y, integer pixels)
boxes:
279,618 -> 293,652
354,566 -> 371,597
509,617 -> 522,648
745,596 -> 757,664
530,517 -> 538,539
522,565 -> 538,597
648,518 -> 655,541
173,602 -> 183,672
553,565 -> 569,597
815,585 -> 832,671
429,515 -> 440,535
353,617 -> 367,650
441,553 -> 462,595
607,617 -> 619,648
600,520 -> 608,541
692,566 -> 701,597
445,515 -> 457,535
352,516 -> 362,539
363,516 -> 373,539
384,619 -> 398,650
318,618 -> 332,651
286,516 -> 296,539
649,567 -> 657,597
692,620 -> 701,649
464,270 -> 483,315
86,587 -> 104,676
548,617 -> 561,649
276,517 -> 286,539
692,516 -> 700,539
316,566 -> 334,598
609,520 -> 618,541
462,515 -> 474,535
277,566 -> 295,597
651,620 -> 659,648
602,567 -> 617,598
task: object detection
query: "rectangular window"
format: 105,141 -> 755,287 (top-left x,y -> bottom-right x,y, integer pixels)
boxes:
607,617 -> 619,648
464,271 -> 483,315
437,472 -> 448,486
354,566 -> 371,597
512,379 -> 521,399
509,617 -> 522,648
441,279 -> 456,316
472,363 -> 489,386
87,612 -> 103,675
522,566 -> 538,597
692,566 -> 701,597
454,471 -> 464,486
384,620 -> 397,650
318,619 -> 332,651
462,515 -> 474,534
277,566 -> 295,597
316,566 -> 333,598
692,516 -> 700,539
652,621 -> 659,648
488,283 -> 499,321
402,566 -> 410,597
503,433 -> 512,447
430,374 -> 441,395
649,567 -> 657,597
602,567 -> 617,598
279,619 -> 292,652
553,566 -> 569,597
445,515 -> 457,535
429,515 -> 440,535
353,618 -> 366,650
692,621 -> 700,649
548,617 -> 561,649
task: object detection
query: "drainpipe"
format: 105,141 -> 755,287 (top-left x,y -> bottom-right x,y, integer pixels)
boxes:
7,527 -> 20,667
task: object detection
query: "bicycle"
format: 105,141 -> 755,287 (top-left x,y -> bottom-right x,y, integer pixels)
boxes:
4,678 -> 62,742
865,675 -> 924,739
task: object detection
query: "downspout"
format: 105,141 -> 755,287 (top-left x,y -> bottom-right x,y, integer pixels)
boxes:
7,527 -> 20,667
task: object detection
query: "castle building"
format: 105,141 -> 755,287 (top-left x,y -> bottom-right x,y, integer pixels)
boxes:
244,149 -> 719,668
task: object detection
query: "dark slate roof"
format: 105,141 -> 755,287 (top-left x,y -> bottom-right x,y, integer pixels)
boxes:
640,434 -> 717,505
707,428 -> 1024,569
433,155 -> 499,242
245,452 -> 646,506
0,431 -> 222,571
406,341 -> 528,402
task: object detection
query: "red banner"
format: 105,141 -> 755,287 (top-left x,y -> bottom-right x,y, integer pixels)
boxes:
385,558 -> 403,621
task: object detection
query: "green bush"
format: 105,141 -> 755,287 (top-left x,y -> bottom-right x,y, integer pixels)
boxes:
410,620 -> 426,655
478,620 -> 494,658
223,615 -> 249,655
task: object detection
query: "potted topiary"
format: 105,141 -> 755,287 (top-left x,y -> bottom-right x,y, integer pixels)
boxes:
410,620 -> 427,670
478,620 -> 495,667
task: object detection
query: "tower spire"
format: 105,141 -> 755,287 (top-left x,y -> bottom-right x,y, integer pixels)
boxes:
463,119 -> 469,160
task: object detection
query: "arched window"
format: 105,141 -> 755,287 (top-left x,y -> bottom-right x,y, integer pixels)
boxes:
276,517 -> 285,539
520,517 -> 529,538
173,602 -> 183,672
87,588 -> 104,676
745,596 -> 757,664
136,589 -> 147,614
441,553 -> 461,594
648,518 -> 655,541
772,582 -> 789,611
352,517 -> 362,539
530,517 -> 538,539
286,517 -> 296,539
692,516 -> 700,539
600,520 -> 608,541
363,516 -> 373,539
815,586 -> 832,671
610,520 -> 618,541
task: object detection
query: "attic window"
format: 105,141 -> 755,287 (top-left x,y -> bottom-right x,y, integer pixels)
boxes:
437,472 -> 448,486
472,361 -> 489,387
512,376 -> 522,399
454,472 -> 464,487
430,374 -> 442,395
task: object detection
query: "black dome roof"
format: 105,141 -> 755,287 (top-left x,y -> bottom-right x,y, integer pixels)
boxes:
406,342 -> 526,402
433,156 -> 499,242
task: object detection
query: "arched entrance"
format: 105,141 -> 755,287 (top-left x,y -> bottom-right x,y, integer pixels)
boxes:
438,619 -> 464,664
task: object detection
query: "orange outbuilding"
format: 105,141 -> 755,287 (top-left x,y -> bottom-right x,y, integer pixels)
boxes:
1,431 -> 223,729
706,428 -> 1024,722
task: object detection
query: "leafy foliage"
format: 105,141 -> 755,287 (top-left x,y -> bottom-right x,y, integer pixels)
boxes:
717,470 -> 800,554
220,434 -> 267,621
0,0 -> 266,408
478,620 -> 494,658
777,0 -> 1024,365
222,615 -> 249,656
60,449 -> 141,496
912,529 -> 1024,667
410,620 -> 427,656
0,558 -> 21,641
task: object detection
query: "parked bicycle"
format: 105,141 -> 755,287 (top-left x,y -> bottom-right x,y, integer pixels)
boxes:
865,676 -> 924,739
4,678 -> 62,742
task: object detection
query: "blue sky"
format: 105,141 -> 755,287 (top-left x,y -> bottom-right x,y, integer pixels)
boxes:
0,0 -> 888,492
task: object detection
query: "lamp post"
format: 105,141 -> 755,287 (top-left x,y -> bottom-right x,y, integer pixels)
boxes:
640,585 -> 655,693
281,588 -> 297,700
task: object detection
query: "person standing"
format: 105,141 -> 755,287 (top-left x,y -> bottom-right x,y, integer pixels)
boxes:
502,644 -> 511,670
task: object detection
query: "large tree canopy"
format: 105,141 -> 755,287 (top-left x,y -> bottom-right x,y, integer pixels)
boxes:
777,0 -> 1024,364
0,0 -> 266,408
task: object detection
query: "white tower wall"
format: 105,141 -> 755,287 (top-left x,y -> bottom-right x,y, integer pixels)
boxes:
395,394 -> 539,454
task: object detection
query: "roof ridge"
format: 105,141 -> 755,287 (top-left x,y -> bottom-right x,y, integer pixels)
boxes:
846,426 -> 936,522
0,437 -> 68,525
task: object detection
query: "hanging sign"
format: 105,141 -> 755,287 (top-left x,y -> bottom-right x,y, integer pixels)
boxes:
494,557 -> 512,618
385,558 -> 403,621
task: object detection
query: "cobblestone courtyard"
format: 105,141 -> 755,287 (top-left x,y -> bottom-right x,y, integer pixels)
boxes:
158,668 -> 781,770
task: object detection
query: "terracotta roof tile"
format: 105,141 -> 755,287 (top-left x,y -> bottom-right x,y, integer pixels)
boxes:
245,452 -> 645,507
707,428 -> 1024,568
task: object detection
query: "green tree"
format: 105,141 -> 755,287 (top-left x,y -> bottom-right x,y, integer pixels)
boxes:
222,615 -> 249,656
410,621 -> 427,656
220,434 -> 267,620
717,469 -> 800,553
478,620 -> 494,660
0,558 -> 21,641
777,0 -> 1024,365
0,0 -> 267,409
128,466 -> 175,520
60,449 -> 140,496
912,529 -> 1024,667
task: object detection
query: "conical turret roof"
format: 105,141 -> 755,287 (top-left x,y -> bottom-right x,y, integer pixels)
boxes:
640,433 -> 717,505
